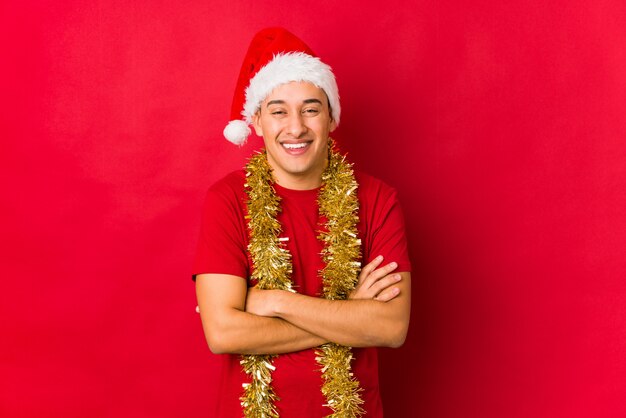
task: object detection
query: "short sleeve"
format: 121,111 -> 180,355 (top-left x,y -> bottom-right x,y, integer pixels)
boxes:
368,189 -> 412,272
357,173 -> 412,273
192,178 -> 249,280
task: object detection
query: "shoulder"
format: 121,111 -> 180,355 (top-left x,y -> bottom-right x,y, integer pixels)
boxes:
355,170 -> 398,201
354,170 -> 403,226
208,169 -> 246,194
203,169 -> 247,210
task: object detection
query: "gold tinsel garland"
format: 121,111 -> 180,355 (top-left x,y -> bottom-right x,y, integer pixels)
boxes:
240,143 -> 364,417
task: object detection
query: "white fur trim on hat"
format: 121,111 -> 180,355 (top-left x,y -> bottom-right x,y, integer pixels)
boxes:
223,120 -> 251,146
242,52 -> 341,125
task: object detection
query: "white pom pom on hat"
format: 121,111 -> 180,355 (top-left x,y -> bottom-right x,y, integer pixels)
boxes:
223,120 -> 251,146
224,27 -> 341,146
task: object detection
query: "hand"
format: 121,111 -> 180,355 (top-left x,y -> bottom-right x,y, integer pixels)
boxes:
349,256 -> 402,302
245,286 -> 278,317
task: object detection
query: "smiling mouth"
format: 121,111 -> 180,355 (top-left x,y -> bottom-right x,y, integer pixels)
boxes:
282,143 -> 309,149
280,141 -> 312,154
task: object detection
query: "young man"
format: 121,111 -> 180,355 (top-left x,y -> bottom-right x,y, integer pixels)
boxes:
193,27 -> 411,417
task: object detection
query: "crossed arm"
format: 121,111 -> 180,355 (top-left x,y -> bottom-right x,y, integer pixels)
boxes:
195,256 -> 411,355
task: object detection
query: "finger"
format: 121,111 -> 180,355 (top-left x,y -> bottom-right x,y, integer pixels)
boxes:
361,255 -> 384,276
357,255 -> 384,283
362,261 -> 398,288
374,286 -> 400,302
368,273 -> 402,296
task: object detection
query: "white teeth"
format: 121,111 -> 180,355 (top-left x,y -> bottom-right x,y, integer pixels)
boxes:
282,143 -> 308,149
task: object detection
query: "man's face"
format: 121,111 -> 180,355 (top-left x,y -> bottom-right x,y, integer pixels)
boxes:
252,81 -> 337,190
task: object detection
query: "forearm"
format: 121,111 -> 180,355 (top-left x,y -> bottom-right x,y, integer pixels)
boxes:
204,308 -> 326,355
196,274 -> 327,355
272,292 -> 409,348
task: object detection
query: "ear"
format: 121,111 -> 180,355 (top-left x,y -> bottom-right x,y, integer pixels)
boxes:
252,112 -> 263,136
329,118 -> 337,133
327,100 -> 337,132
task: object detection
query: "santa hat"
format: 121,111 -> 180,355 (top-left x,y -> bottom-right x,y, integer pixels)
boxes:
223,27 -> 341,145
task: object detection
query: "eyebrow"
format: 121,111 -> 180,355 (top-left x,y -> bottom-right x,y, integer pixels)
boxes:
266,98 -> 323,107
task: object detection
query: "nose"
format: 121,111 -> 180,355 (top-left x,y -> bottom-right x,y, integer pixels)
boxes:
285,112 -> 307,138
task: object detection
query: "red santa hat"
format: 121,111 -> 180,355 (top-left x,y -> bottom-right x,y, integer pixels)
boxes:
223,27 -> 341,145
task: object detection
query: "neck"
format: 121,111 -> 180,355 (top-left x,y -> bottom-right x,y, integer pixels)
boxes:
272,173 -> 323,190
267,157 -> 328,191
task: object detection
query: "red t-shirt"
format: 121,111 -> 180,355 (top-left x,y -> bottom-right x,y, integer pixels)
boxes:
193,169 -> 411,417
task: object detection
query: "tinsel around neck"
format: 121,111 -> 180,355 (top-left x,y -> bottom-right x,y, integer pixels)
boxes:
240,143 -> 364,417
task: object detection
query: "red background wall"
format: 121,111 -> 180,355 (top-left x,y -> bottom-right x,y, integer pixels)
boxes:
2,1 -> 625,417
